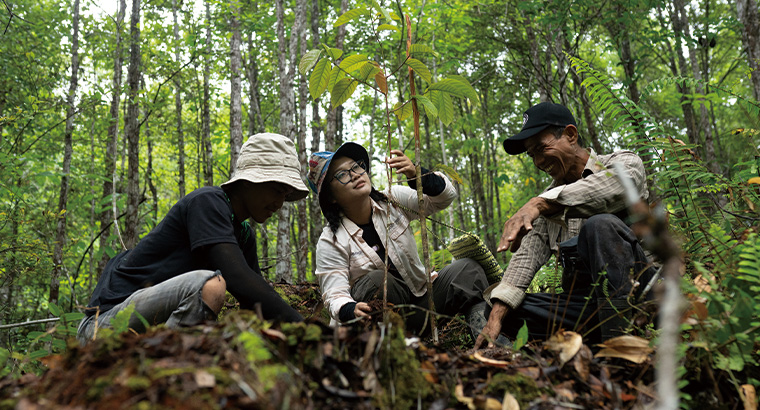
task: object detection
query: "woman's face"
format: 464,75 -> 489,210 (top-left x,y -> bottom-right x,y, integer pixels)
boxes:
326,156 -> 371,209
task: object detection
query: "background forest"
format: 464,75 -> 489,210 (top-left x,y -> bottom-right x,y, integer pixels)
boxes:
1,0 -> 760,406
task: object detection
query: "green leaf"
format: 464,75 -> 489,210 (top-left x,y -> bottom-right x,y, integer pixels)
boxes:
428,78 -> 479,104
338,54 -> 368,73
334,7 -> 368,27
63,312 -> 85,322
435,163 -> 463,185
514,321 -> 529,350
330,78 -> 358,108
430,90 -> 454,125
358,62 -> 381,82
369,0 -> 393,22
327,66 -> 345,93
298,49 -> 321,75
449,75 -> 480,102
48,303 -> 62,317
309,58 -> 331,99
321,45 -> 343,60
376,24 -> 399,33
406,58 -> 432,83
29,349 -> 49,360
409,44 -> 439,57
392,101 -> 413,121
412,95 -> 437,118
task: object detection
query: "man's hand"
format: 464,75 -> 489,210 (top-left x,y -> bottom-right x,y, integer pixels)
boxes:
497,197 -> 562,253
474,301 -> 510,349
354,302 -> 371,319
386,149 -> 417,179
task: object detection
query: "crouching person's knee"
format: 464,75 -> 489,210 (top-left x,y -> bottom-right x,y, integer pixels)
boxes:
201,273 -> 227,314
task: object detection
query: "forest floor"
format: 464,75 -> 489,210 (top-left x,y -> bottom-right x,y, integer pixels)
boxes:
0,283 -> 752,409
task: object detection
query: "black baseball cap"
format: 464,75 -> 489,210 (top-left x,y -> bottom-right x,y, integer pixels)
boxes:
503,102 -> 577,155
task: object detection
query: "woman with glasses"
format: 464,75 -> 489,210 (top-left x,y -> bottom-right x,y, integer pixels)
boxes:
307,142 -> 490,338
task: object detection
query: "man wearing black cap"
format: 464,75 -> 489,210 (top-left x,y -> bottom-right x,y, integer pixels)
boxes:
474,102 -> 656,348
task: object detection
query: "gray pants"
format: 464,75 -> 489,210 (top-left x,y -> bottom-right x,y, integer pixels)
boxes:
77,269 -> 220,344
350,258 -> 487,335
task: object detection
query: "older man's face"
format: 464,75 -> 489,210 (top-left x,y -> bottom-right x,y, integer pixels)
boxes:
524,127 -> 579,183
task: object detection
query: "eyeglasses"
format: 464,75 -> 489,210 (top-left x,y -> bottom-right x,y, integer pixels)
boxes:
332,160 -> 367,184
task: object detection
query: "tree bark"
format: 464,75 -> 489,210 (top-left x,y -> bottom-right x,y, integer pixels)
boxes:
668,1 -> 699,146
296,0 -> 309,282
274,0 -> 306,283
246,31 -> 264,135
98,0 -> 126,275
309,0 -> 323,272
324,0 -> 347,151
52,0 -> 80,305
202,0 -> 213,186
229,1 -> 243,176
172,0 -> 186,198
736,0 -> 760,101
124,0 -> 142,249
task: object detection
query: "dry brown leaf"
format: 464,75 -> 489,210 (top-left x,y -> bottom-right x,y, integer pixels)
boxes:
260,328 -> 286,341
741,384 -> 757,410
573,345 -> 592,382
546,330 -> 582,366
454,384 -> 503,410
595,335 -> 653,364
693,274 -> 714,294
516,366 -> 540,379
473,350 -> 511,367
420,360 -> 438,383
194,370 -> 216,388
502,392 -> 520,410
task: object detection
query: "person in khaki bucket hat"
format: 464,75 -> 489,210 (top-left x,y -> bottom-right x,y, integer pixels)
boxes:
78,133 -> 309,344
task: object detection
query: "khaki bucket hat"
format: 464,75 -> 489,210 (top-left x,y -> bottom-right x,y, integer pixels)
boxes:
221,133 -> 309,201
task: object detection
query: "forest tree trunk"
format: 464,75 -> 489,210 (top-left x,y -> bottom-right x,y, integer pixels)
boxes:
124,0 -> 142,249
97,0 -> 126,275
52,0 -> 81,305
202,0 -> 213,186
736,0 -> 760,101
229,1 -> 243,176
296,0 -> 309,281
668,0 -> 699,146
309,0 -> 323,271
172,0 -> 186,197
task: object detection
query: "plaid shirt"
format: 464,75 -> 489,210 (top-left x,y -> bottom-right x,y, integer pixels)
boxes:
485,149 -> 649,309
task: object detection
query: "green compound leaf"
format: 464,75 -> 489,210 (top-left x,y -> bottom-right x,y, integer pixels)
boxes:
409,44 -> 439,57
298,49 -> 321,75
338,54 -> 368,73
377,24 -> 399,33
430,90 -> 454,125
309,58 -> 331,99
334,7 -> 368,27
321,45 -> 343,60
429,76 -> 479,103
327,66 -> 345,93
406,58 -> 432,83
330,78 -> 358,108
392,101 -> 413,121
412,95 -> 437,118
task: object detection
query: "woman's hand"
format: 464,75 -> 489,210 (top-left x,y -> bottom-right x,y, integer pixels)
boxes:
386,150 -> 417,180
354,302 -> 372,319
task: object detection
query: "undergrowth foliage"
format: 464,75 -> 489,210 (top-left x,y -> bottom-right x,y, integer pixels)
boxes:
567,55 -> 760,404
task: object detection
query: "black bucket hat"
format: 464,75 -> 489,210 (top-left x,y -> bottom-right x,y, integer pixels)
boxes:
503,102 -> 577,155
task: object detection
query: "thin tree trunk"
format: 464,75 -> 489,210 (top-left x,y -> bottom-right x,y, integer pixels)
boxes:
229,1 -> 243,176
246,32 -> 264,135
98,0 -> 126,275
52,0 -> 80,305
296,0 -> 309,282
736,0 -> 760,101
309,0 -> 323,272
275,0 -> 306,283
173,0 -> 186,197
668,1 -> 699,146
324,0 -> 347,151
124,0 -> 142,249
202,0 -> 213,186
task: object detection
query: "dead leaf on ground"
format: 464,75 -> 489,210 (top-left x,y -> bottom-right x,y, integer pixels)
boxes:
741,384 -> 757,410
455,384 -> 502,410
502,392 -> 520,410
546,330 -> 582,366
195,370 -> 216,388
595,335 -> 653,364
473,350 -> 511,367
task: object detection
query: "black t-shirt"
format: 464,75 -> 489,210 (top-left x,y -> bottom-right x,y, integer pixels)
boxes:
86,186 -> 257,316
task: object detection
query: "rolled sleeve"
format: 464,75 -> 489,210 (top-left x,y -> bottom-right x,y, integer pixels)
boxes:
315,229 -> 355,322
389,171 -> 456,219
485,216 -> 553,309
